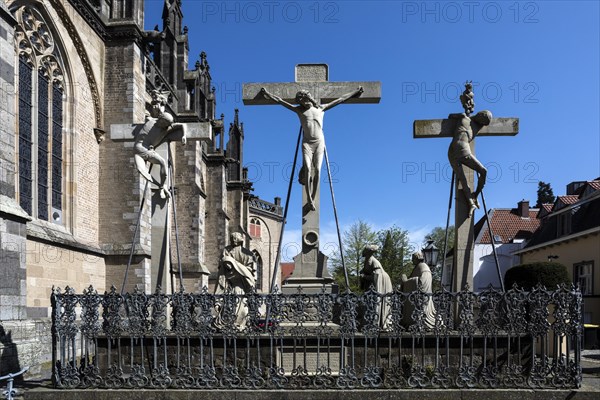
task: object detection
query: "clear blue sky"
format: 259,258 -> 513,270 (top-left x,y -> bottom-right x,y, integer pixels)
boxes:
145,1 -> 600,260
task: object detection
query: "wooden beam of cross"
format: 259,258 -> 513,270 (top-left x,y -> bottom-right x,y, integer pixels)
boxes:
413,88 -> 518,293
242,64 -> 381,289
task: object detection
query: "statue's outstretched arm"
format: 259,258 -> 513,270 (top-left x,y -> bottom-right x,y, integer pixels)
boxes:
260,88 -> 297,112
322,86 -> 363,111
170,122 -> 187,144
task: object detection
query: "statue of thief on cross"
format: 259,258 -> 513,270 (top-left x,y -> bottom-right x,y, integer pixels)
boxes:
447,81 -> 492,217
133,89 -> 186,199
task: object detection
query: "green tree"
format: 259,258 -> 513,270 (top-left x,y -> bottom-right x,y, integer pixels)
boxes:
424,225 -> 455,289
330,219 -> 377,292
376,225 -> 414,286
424,226 -> 455,257
536,181 -> 555,208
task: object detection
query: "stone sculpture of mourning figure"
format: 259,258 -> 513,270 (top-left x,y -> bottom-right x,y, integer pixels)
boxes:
214,232 -> 256,329
401,251 -> 436,330
360,244 -> 393,329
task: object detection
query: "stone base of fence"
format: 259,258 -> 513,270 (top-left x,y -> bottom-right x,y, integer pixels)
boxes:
23,387 -> 600,400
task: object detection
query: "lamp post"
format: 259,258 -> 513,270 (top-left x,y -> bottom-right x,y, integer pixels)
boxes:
422,240 -> 440,268
422,240 -> 440,289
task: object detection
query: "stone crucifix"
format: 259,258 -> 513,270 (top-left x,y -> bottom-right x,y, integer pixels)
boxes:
413,82 -> 519,292
243,64 -> 381,291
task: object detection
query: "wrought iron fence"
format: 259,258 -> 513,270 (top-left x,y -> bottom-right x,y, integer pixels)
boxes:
51,284 -> 582,390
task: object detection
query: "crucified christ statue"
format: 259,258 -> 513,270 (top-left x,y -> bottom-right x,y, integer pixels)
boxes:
260,86 -> 363,211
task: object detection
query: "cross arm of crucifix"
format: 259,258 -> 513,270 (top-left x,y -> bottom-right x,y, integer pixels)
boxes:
154,121 -> 187,147
413,117 -> 519,138
260,87 -> 297,112
321,86 -> 364,111
243,81 -> 380,106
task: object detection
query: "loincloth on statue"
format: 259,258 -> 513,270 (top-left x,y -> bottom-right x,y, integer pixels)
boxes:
134,142 -> 160,161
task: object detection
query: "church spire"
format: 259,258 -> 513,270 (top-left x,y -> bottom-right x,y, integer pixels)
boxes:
226,110 -> 244,182
162,0 -> 184,35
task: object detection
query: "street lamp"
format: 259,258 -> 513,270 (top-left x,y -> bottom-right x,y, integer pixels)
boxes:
422,240 -> 440,267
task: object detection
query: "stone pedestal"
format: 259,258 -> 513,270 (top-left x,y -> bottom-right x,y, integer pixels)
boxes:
282,174 -> 334,295
282,251 -> 335,294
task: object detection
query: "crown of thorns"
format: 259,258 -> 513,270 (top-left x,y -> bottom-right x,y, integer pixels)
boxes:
295,90 -> 317,105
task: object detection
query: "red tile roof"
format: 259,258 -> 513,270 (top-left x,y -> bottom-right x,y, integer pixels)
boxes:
553,195 -> 580,212
558,195 -> 580,205
587,181 -> 600,191
537,203 -> 553,219
281,262 -> 295,282
477,208 -> 541,244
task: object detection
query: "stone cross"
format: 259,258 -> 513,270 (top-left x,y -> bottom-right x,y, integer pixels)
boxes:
413,110 -> 518,292
243,64 -> 381,292
110,121 -> 212,293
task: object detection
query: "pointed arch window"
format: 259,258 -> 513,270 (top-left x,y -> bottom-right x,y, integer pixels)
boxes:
253,250 -> 263,291
37,68 -> 49,220
249,217 -> 261,239
15,6 -> 66,223
18,56 -> 33,215
51,80 -> 64,211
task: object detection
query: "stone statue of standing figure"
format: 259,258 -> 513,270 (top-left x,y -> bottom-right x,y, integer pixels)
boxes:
448,81 -> 492,217
260,86 -> 363,211
134,89 -> 187,199
401,251 -> 436,330
360,244 -> 393,329
214,232 -> 256,329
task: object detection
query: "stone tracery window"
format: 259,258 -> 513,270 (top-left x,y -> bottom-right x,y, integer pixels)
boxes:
15,6 -> 66,223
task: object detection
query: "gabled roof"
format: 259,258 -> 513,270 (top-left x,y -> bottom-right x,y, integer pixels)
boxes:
537,203 -> 553,219
475,208 -> 540,244
579,181 -> 600,199
554,195 -> 580,211
590,181 -> 600,191
525,196 -> 600,248
539,179 -> 600,216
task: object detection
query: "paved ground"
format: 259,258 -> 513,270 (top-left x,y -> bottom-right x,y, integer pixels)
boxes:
8,351 -> 600,399
580,349 -> 600,390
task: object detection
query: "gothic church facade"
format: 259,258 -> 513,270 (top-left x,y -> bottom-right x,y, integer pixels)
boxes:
0,0 -> 281,375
